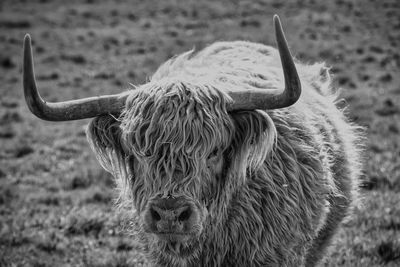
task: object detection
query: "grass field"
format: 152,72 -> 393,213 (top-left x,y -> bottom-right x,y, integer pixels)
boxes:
0,0 -> 399,266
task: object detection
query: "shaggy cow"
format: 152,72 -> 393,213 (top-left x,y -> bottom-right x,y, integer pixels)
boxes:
22,16 -> 362,266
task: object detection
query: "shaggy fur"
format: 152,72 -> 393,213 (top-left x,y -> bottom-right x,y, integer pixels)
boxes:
86,41 -> 362,266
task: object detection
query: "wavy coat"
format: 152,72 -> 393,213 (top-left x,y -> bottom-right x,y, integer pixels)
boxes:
86,41 -> 362,266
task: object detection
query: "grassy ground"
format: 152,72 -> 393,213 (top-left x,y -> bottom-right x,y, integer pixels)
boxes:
0,0 -> 399,266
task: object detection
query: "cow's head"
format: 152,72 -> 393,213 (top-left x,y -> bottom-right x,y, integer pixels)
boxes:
22,15 -> 301,262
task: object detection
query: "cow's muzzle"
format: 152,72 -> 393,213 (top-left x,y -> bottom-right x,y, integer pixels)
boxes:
143,196 -> 202,243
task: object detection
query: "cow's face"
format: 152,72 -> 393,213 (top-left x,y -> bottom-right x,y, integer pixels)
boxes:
120,81 -> 234,261
87,80 -> 276,262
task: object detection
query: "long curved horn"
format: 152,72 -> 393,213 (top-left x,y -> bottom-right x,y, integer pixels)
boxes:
23,34 -> 128,121
228,15 -> 301,111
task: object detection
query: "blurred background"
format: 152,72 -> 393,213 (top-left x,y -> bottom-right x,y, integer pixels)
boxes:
0,0 -> 399,266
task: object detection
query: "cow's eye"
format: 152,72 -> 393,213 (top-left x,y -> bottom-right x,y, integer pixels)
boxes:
208,148 -> 219,161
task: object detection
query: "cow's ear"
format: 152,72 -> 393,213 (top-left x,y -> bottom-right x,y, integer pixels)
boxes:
230,110 -> 276,174
86,115 -> 126,177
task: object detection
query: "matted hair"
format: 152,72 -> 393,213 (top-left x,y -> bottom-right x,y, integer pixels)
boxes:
86,41 -> 363,266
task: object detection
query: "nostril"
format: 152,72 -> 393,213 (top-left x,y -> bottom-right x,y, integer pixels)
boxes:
178,207 -> 192,221
150,207 -> 161,222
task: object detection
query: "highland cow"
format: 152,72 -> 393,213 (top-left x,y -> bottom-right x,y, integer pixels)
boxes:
22,16 -> 362,266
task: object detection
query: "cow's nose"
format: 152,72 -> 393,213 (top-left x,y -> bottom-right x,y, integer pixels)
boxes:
149,205 -> 192,232
144,196 -> 198,235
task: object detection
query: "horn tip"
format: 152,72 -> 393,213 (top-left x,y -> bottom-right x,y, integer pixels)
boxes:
24,34 -> 32,51
24,34 -> 31,43
273,14 -> 280,23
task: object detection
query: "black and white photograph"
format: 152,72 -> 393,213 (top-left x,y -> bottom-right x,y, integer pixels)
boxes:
0,0 -> 399,266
